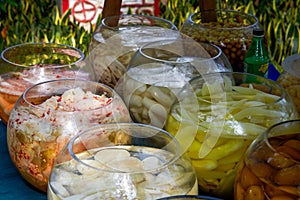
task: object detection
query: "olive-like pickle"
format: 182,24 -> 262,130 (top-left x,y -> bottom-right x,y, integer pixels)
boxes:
180,10 -> 258,72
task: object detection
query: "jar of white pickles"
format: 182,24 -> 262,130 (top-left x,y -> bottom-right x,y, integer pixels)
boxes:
277,54 -> 300,115
117,35 -> 232,129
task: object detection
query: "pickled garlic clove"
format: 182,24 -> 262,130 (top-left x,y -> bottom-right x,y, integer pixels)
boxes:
148,103 -> 168,128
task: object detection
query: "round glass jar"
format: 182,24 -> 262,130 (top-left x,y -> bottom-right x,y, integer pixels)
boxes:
48,123 -> 198,199
277,53 -> 300,115
88,14 -> 178,88
117,35 -> 231,128
164,72 -> 298,199
0,43 -> 93,124
180,10 -> 258,72
234,119 -> 300,199
7,79 -> 131,192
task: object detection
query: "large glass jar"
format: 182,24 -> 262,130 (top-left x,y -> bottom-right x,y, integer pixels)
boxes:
180,10 -> 258,72
88,14 -> 178,88
277,53 -> 300,115
48,123 -> 198,199
7,79 -> 131,192
117,35 -> 232,128
0,43 -> 93,124
164,72 -> 298,199
234,119 -> 300,200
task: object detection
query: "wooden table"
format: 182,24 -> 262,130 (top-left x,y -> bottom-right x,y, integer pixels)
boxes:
0,121 -> 46,200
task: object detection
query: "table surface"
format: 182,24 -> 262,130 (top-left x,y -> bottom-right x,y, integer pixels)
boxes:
0,121 -> 47,200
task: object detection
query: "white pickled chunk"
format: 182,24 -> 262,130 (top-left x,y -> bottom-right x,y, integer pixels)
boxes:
94,149 -> 130,164
142,156 -> 163,170
107,156 -> 143,172
50,181 -> 70,197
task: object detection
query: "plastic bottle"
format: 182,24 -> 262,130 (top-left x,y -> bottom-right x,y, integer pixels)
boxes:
244,28 -> 270,76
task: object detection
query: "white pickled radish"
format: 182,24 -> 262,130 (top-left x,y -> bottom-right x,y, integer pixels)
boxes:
142,156 -> 163,170
94,149 -> 130,164
107,156 -> 143,172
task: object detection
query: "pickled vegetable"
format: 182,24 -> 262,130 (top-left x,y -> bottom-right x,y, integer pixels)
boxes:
164,73 -> 297,198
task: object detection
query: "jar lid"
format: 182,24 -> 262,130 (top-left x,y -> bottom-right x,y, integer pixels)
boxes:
282,54 -> 300,79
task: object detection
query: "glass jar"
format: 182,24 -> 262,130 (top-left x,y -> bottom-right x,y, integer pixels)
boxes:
7,79 -> 131,192
88,14 -> 178,88
117,35 -> 232,128
234,119 -> 300,199
48,123 -> 198,199
277,53 -> 300,115
0,43 -> 93,124
164,72 -> 298,199
180,10 -> 258,72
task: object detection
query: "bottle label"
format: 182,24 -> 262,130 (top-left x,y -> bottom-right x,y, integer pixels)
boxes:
259,63 -> 269,74
244,62 -> 268,77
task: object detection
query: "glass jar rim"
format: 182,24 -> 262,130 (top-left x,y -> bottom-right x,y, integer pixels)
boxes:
1,42 -> 85,68
68,122 -> 182,173
22,78 -> 116,113
188,9 -> 258,31
263,119 -> 300,151
101,14 -> 178,31
138,38 -> 223,64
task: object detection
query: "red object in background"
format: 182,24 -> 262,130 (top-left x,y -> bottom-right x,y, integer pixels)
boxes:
72,0 -> 97,23
60,0 -> 160,25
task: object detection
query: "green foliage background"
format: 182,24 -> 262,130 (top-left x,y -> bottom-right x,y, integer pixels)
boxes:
1,0 -> 300,69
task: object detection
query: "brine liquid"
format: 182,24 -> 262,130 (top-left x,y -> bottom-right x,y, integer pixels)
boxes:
48,145 -> 197,200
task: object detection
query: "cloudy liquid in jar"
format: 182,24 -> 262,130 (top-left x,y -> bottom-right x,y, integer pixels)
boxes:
48,145 -> 198,200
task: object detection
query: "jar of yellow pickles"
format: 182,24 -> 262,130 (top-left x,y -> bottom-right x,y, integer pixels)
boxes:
164,72 -> 298,199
